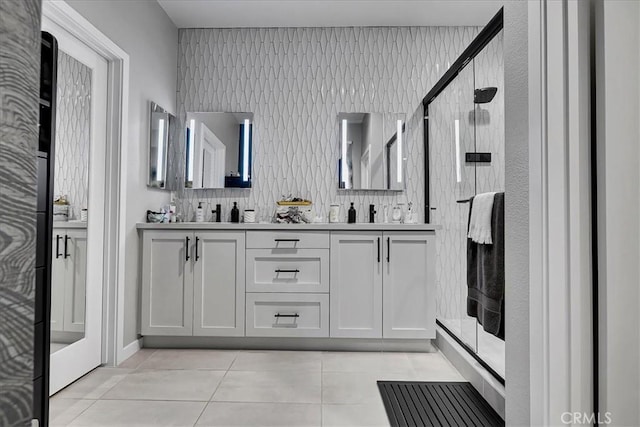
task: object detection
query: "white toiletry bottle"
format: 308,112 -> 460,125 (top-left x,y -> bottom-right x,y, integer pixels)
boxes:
195,201 -> 204,222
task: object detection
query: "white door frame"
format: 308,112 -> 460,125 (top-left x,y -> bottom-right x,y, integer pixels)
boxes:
528,0 -> 594,424
42,0 -> 130,367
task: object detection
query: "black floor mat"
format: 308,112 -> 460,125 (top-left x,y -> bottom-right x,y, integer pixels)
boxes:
377,381 -> 504,427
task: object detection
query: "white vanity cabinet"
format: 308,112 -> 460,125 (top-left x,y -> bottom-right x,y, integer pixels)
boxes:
383,232 -> 435,339
141,230 -> 194,336
51,227 -> 87,333
138,223 -> 436,345
245,230 -> 330,337
330,232 -> 383,338
330,231 -> 435,339
140,230 -> 245,336
192,231 -> 245,336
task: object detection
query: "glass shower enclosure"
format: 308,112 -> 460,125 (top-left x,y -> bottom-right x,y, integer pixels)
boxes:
426,28 -> 505,379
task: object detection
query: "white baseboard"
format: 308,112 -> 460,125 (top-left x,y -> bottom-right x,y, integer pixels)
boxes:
143,336 -> 437,353
117,338 -> 142,365
435,326 -> 505,419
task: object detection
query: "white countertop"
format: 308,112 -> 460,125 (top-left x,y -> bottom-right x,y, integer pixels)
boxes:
137,222 -> 440,231
53,220 -> 87,229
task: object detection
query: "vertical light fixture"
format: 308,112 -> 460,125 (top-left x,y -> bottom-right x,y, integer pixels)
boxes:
454,119 -> 461,183
396,119 -> 403,183
242,118 -> 250,182
187,119 -> 195,182
341,119 -> 348,185
156,118 -> 165,180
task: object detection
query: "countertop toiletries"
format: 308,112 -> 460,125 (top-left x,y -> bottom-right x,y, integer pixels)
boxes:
231,202 -> 240,223
195,201 -> 204,223
348,202 -> 356,224
369,204 -> 376,223
392,205 -> 402,223
383,205 -> 389,223
406,202 -> 416,224
244,209 -> 255,223
329,204 -> 340,223
169,199 -> 176,223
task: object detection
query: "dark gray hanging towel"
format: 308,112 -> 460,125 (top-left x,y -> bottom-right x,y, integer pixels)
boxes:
467,192 -> 505,340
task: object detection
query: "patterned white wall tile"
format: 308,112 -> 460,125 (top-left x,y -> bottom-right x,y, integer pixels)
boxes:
54,50 -> 91,218
173,26 -> 482,222
430,31 -> 504,326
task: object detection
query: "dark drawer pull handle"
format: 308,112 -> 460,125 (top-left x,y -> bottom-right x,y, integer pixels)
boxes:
387,237 -> 390,263
274,313 -> 300,318
185,236 -> 190,261
275,269 -> 300,273
64,235 -> 70,258
55,235 -> 62,258
377,237 -> 380,263
195,237 -> 200,261
274,238 -> 300,242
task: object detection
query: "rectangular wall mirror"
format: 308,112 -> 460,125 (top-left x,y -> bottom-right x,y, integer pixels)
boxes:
337,112 -> 406,191
185,112 -> 254,189
148,101 -> 175,190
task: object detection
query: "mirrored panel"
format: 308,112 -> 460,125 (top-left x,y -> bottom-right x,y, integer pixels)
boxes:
148,102 -> 175,189
185,112 -> 254,189
337,112 -> 406,191
50,50 -> 90,353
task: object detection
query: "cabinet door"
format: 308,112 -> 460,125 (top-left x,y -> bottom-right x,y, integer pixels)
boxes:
141,230 -> 193,335
50,233 -> 65,332
330,232 -> 382,338
383,232 -> 435,339
63,229 -> 87,333
193,231 -> 245,336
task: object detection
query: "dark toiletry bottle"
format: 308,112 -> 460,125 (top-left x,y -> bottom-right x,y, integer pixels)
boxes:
348,202 -> 356,224
231,202 -> 240,223
369,204 -> 376,223
215,204 -> 221,222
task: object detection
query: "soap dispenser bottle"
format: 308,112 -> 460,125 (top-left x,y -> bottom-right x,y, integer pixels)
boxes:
195,201 -> 204,223
231,202 -> 240,223
348,202 -> 356,224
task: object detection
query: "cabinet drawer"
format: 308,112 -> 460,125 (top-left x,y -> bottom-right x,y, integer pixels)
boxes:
246,249 -> 329,293
246,231 -> 329,249
246,293 -> 329,337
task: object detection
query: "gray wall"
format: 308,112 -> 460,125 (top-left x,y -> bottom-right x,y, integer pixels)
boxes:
0,0 -> 41,424
504,1 -> 530,425
174,26 -> 482,223
65,0 -> 179,349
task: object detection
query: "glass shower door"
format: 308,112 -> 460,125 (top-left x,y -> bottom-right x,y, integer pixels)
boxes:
431,62 -> 477,352
473,31 -> 505,378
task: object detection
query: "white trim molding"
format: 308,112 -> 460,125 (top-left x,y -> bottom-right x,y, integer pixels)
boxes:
42,0 -> 130,367
529,0 -> 593,425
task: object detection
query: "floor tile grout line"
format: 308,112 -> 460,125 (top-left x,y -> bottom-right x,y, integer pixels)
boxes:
53,398 -> 99,427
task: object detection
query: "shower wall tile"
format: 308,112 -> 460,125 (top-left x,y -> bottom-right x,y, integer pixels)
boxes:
54,51 -> 91,217
174,26 -> 481,221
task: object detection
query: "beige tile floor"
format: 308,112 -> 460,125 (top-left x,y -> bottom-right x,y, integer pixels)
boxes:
50,348 -> 465,427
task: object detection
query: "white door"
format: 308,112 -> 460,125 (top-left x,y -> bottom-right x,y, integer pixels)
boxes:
383,232 -> 435,339
193,231 -> 245,336
330,232 -> 382,338
141,231 -> 194,336
43,17 -> 108,394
